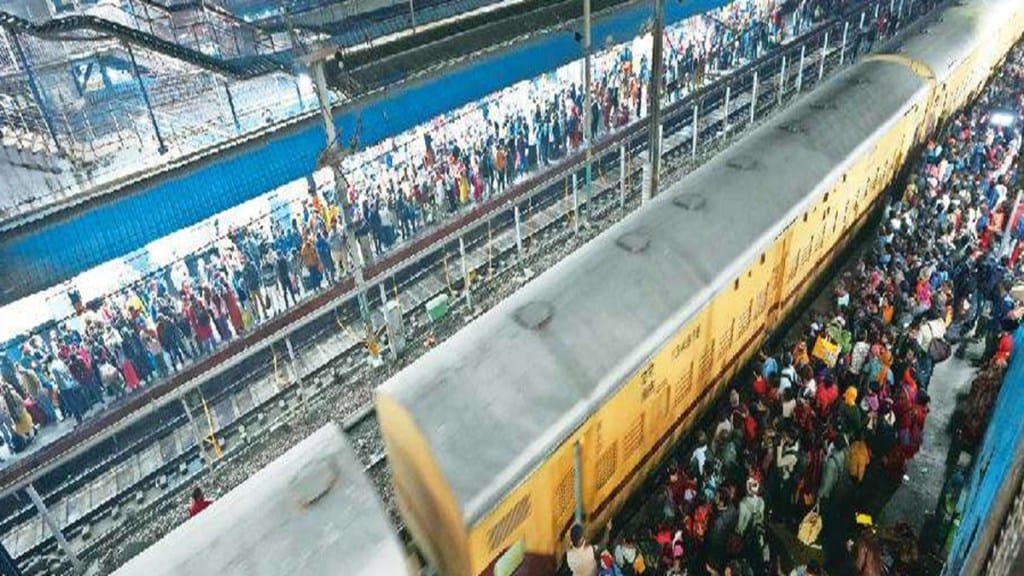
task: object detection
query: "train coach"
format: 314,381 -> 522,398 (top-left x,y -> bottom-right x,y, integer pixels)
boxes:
375,0 -> 1024,575
111,424 -> 410,576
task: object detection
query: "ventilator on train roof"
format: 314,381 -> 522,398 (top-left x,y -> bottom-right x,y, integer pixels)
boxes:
112,424 -> 408,576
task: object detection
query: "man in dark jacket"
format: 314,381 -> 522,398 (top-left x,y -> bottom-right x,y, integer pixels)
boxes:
707,487 -> 738,571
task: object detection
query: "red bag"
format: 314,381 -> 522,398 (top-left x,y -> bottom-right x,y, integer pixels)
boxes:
691,504 -> 712,542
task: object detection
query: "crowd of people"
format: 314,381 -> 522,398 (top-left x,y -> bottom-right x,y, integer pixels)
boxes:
564,42 -> 1024,576
0,0 -> 885,460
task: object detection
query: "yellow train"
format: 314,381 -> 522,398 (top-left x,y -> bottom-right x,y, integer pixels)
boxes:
376,1 -> 1024,575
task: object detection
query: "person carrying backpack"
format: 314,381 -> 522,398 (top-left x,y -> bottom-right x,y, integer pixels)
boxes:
736,478 -> 767,569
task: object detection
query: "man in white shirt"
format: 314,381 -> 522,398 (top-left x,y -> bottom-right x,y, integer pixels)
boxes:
566,524 -> 597,576
690,431 -> 709,477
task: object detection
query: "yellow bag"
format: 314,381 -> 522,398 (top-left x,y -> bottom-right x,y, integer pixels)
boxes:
633,552 -> 647,574
798,506 -> 823,546
811,336 -> 840,368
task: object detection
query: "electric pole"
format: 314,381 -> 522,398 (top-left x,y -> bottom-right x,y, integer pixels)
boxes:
583,0 -> 593,222
646,0 -> 666,198
304,49 -> 376,359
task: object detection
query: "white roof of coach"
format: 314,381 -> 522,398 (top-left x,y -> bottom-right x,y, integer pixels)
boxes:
880,0 -> 1004,82
113,424 -> 407,576
379,51 -> 930,525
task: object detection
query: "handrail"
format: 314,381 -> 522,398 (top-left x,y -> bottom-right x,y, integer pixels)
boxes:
0,10 -> 291,79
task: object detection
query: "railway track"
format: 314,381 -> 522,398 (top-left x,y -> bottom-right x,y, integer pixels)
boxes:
0,3 -> 930,572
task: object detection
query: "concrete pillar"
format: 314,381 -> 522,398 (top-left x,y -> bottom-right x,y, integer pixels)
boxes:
723,85 -> 731,133
619,145 -> 627,209
778,56 -> 787,104
690,103 -> 698,159
819,31 -> 829,82
514,205 -> 524,258
572,172 -> 580,235
750,70 -> 759,124
459,237 -> 472,308
797,45 -> 806,93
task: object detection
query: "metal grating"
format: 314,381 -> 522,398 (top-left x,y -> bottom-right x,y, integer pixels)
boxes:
487,495 -> 532,552
554,470 -> 575,522
594,442 -> 617,490
622,414 -> 645,461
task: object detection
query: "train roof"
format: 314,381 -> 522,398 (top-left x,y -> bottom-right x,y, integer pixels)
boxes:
379,53 -> 928,525
878,0 -> 1001,82
112,424 -> 408,576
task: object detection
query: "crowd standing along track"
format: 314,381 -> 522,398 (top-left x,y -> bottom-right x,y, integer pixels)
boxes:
0,3 -> 932,572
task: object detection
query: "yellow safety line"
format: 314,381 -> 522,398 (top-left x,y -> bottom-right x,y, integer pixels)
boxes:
199,391 -> 223,459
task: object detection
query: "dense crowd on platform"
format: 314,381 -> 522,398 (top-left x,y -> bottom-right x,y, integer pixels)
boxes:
565,43 -> 1024,576
0,0 -> 896,462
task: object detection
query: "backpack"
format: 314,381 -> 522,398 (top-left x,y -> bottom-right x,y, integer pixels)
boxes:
929,338 -> 952,363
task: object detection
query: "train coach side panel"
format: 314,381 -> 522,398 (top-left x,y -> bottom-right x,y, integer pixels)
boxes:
376,396 -> 472,576
467,460 -> 557,576
578,307 -> 714,532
